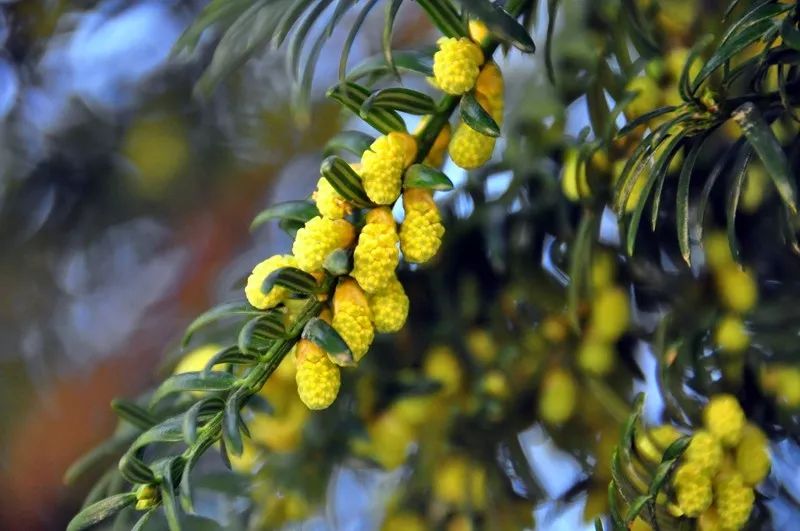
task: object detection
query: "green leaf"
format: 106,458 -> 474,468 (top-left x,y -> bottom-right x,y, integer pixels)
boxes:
383,0 -> 404,78
544,0 -> 559,84
460,0 -> 536,53
726,148 -> 753,263
320,154 -> 372,206
732,102 -> 797,214
250,200 -> 319,231
118,454 -> 157,485
279,218 -> 305,238
202,345 -> 255,374
678,34 -> 713,102
691,19 -> 778,93
339,0 -> 382,81
460,92 -> 501,137
697,138 -> 744,242
347,49 -> 435,80
67,493 -> 137,531
416,0 -> 467,38
301,317 -> 356,367
182,302 -> 262,347
262,266 -> 319,296
781,17 -> 800,51
617,106 -> 678,138
183,396 -> 225,445
327,82 -> 406,134
111,399 -> 157,431
624,494 -> 653,523
660,436 -> 691,462
129,416 -> 185,454
131,509 -> 157,531
173,0 -> 251,53
323,130 -> 376,157
150,372 -> 237,406
195,1 -> 282,96
362,87 -> 437,116
323,248 -> 352,276
222,392 -> 244,457
159,459 -> 183,531
404,164 -> 455,191
567,213 -> 595,329
676,139 -> 704,265
238,313 -> 285,354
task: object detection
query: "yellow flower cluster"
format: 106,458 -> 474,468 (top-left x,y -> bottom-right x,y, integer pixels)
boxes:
244,254 -> 298,309
538,366 -> 577,424
662,395 -> 770,529
449,63 -> 505,169
432,37 -> 484,95
433,454 -> 487,510
313,175 -> 351,219
332,278 -> 375,361
292,216 -> 355,273
761,364 -> 800,409
295,339 -> 341,410
400,189 -> 445,263
368,277 -> 409,333
352,207 -> 399,293
360,132 -> 417,204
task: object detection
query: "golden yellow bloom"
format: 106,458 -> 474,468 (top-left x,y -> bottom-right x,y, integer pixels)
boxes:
703,394 -> 745,447
735,423 -> 770,486
332,278 -> 374,361
295,339 -> 341,410
360,132 -> 416,205
673,462 -> 713,518
684,430 -> 723,476
714,314 -> 749,353
400,189 -> 444,263
475,62 -> 504,123
449,121 -> 496,169
244,254 -> 298,309
292,216 -> 355,273
468,19 -> 490,45
697,506 -> 721,531
433,37 -> 484,95
715,265 -> 757,314
368,276 -> 409,333
577,338 -> 615,376
539,367 -> 577,424
424,345 -> 463,397
352,208 -> 400,293
714,471 -> 755,530
364,408 -> 415,469
589,286 -> 630,342
313,176 -> 351,220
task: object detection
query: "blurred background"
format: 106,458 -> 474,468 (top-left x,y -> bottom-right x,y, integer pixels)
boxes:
0,0 -> 357,527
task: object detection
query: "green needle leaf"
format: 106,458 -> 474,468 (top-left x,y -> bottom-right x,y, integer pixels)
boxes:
460,0 -> 536,53
67,493 -> 137,531
460,92 -> 501,137
302,317 -> 356,367
404,164 -> 455,191
250,200 -> 319,232
361,87 -> 437,116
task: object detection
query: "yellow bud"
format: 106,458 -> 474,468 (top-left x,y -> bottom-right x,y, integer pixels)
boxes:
714,314 -> 749,353
481,370 -> 509,399
424,345 -> 463,397
577,338 -> 615,376
245,254 -> 298,309
673,462 -> 713,517
433,455 -> 486,509
352,207 -> 400,294
332,278 -> 374,361
313,176 -> 351,220
735,423 -> 770,486
715,265 -> 757,314
366,409 -> 415,469
292,216 -> 355,273
475,62 -> 504,124
465,328 -> 497,364
704,231 -> 733,270
360,133 -> 414,205
295,339 -> 341,410
368,276 -> 409,333
589,286 -> 630,342
423,122 -> 452,167
635,424 -> 683,464
684,430 -> 723,476
468,19 -> 490,45
590,251 -> 616,290
703,394 -> 745,447
714,471 -> 755,530
400,189 -> 445,263
539,367 -> 576,424
775,365 -> 800,408
448,120 -> 496,169
433,37 -> 484,95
